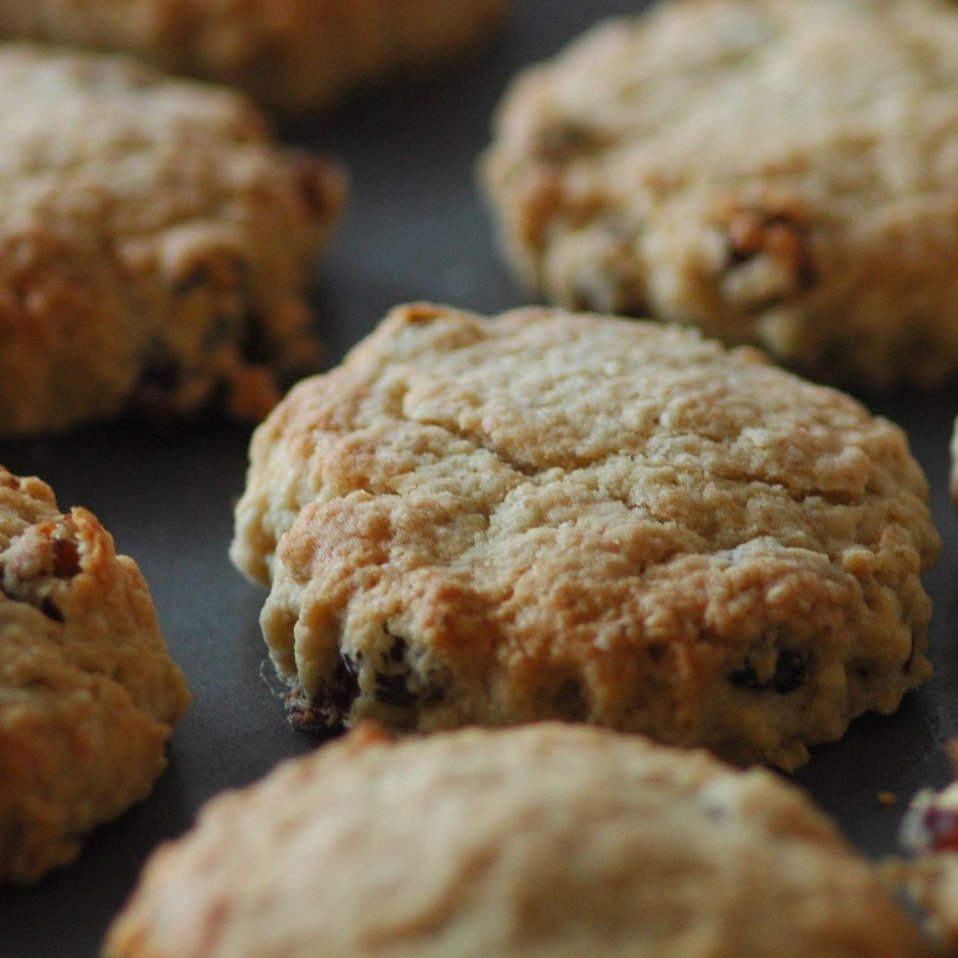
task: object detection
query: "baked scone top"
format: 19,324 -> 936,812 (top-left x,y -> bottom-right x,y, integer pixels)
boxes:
0,0 -> 509,115
482,0 -> 958,388
0,466 -> 190,883
0,44 -> 345,434
104,723 -> 930,958
232,304 -> 938,769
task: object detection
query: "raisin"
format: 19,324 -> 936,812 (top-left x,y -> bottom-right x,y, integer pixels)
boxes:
239,311 -> 272,365
729,647 -> 810,694
326,654 -> 360,715
386,635 -> 407,664
39,598 -> 63,622
372,672 -> 417,707
136,352 -> 181,392
374,632 -> 443,709
552,678 -> 588,721
922,805 -> 958,853
51,538 -> 80,579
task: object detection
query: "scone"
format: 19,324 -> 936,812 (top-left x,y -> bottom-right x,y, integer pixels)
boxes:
888,747 -> 958,954
0,0 -> 508,116
481,0 -> 958,389
103,723 -> 930,958
0,465 -> 190,884
0,43 -> 346,436
230,302 -> 939,771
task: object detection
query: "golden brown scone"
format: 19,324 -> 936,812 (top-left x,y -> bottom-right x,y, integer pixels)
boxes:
0,466 -> 190,884
0,43 -> 346,435
0,0 -> 508,116
897,810 -> 958,954
230,303 -> 939,770
886,742 -> 958,954
104,723 -> 931,958
481,0 -> 958,389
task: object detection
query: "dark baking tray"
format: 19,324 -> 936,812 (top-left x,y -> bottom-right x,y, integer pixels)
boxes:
2,3 -> 957,954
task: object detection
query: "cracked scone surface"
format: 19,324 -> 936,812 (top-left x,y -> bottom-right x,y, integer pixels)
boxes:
0,466 -> 190,884
104,723 -> 930,958
481,0 -> 958,389
0,43 -> 346,435
0,0 -> 508,116
230,303 -> 939,770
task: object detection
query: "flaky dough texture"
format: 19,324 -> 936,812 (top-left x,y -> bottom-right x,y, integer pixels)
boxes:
0,43 -> 345,435
231,303 -> 938,770
104,723 -> 930,958
0,466 -> 190,884
0,0 -> 508,116
481,0 -> 958,389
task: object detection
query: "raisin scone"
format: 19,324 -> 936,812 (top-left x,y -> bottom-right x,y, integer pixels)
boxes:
481,0 -> 958,389
104,723 -> 930,958
886,747 -> 958,954
230,303 -> 939,771
0,466 -> 190,884
0,0 -> 508,117
0,43 -> 346,436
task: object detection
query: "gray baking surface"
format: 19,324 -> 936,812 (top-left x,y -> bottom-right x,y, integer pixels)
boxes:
2,2 -> 957,954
